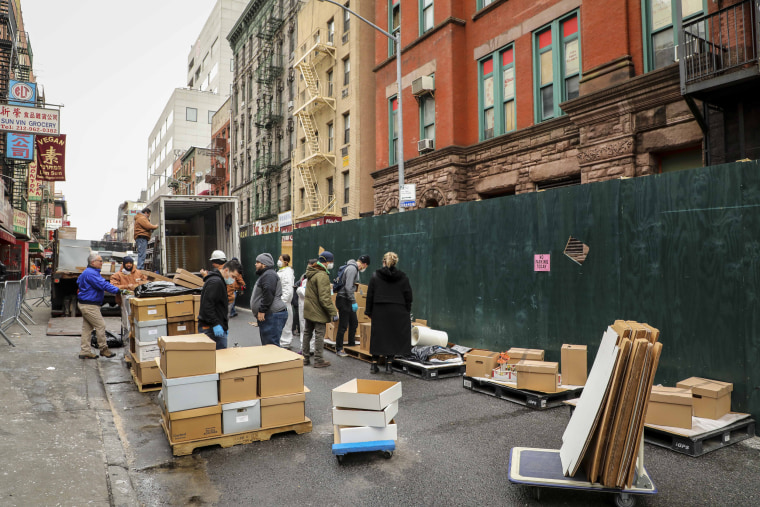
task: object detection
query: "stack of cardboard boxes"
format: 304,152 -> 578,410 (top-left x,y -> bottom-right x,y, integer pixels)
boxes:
644,376 -> 733,430
325,284 -> 370,347
158,339 -> 307,444
332,379 -> 401,445
129,294 -> 202,387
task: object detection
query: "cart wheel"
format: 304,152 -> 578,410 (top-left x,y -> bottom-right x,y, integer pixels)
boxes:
383,450 -> 393,459
614,493 -> 636,507
533,487 -> 541,501
336,455 -> 344,464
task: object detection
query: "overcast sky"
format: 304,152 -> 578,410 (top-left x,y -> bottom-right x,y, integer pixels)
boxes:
21,0 -> 217,240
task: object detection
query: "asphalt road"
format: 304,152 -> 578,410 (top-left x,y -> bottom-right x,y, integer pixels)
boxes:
99,309 -> 760,506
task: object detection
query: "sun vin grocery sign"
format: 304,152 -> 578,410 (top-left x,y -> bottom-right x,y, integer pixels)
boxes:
0,104 -> 60,135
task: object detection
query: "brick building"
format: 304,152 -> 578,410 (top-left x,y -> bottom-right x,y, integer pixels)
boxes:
208,97 -> 232,196
371,0 -> 760,213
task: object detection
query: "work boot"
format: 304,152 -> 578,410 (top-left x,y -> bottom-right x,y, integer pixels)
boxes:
385,357 -> 394,374
79,352 -> 97,359
314,360 -> 331,368
100,349 -> 116,358
303,357 -> 311,366
370,363 -> 379,374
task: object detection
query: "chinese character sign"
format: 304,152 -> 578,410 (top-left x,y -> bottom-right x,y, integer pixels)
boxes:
36,135 -> 66,181
5,133 -> 34,160
27,160 -> 42,201
8,80 -> 37,106
0,104 -> 60,135
534,254 -> 551,272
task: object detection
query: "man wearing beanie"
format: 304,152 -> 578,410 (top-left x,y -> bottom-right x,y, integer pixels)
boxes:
334,254 -> 370,357
250,253 -> 289,346
302,251 -> 338,367
109,255 -> 147,309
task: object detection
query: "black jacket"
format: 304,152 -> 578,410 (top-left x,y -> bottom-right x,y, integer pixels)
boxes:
365,266 -> 413,318
198,269 -> 229,330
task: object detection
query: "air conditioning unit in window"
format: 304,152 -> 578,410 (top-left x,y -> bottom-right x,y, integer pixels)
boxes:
341,146 -> 349,157
418,138 -> 434,153
288,100 -> 294,110
341,206 -> 349,216
341,88 -> 349,99
412,75 -> 435,96
342,33 -> 349,44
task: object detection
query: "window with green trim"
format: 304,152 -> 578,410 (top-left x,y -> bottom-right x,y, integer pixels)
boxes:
420,93 -> 435,144
477,0 -> 495,10
533,12 -> 580,122
389,96 -> 398,164
479,45 -> 516,141
389,0 -> 400,57
420,0 -> 434,34
643,0 -> 705,71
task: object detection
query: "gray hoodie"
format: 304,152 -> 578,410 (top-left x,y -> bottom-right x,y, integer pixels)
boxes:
337,259 -> 360,303
250,266 -> 287,315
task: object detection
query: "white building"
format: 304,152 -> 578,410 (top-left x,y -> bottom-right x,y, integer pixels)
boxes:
145,0 -> 247,203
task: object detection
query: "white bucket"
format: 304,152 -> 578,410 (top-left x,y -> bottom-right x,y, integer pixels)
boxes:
411,326 -> 448,347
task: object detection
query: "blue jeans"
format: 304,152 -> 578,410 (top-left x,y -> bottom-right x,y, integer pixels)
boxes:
198,322 -> 228,350
258,310 -> 288,347
136,237 -> 148,270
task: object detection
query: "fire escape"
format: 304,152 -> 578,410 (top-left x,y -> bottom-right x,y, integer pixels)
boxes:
7,29 -> 33,218
253,0 -> 284,221
679,0 -> 760,163
293,28 -> 337,220
204,137 -> 227,195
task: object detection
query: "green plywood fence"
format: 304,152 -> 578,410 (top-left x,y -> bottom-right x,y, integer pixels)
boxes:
283,160 -> 760,426
238,233 -> 283,306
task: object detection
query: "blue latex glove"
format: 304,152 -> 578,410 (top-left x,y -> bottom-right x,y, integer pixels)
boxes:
351,303 -> 358,312
213,325 -> 225,338
332,315 -> 339,322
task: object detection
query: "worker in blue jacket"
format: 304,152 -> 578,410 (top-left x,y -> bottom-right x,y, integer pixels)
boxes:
77,253 -> 121,359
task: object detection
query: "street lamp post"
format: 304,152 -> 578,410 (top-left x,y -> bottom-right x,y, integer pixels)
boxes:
317,0 -> 405,211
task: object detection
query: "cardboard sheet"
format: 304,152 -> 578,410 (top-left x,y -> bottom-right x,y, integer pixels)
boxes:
645,411 -> 751,436
560,327 -> 620,475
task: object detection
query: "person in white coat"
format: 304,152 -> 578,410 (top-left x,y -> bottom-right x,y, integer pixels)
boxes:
296,259 -> 317,354
277,254 -> 296,349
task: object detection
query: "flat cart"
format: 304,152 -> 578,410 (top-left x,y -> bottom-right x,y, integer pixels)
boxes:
508,442 -> 656,507
332,440 -> 395,464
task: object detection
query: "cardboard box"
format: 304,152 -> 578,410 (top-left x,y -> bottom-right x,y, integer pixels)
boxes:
216,348 -> 262,403
259,358 -> 304,397
561,344 -> 588,386
356,307 -> 370,324
465,349 -> 500,378
134,358 -> 162,385
159,334 -> 217,378
165,295 -> 194,318
357,284 -> 368,296
332,400 -> 398,428
507,348 -> 545,365
173,268 -> 204,288
216,345 -> 303,400
161,372 -> 219,412
332,379 -> 402,411
516,360 -> 559,393
57,227 -> 77,240
135,340 -> 161,362
676,377 -> 733,420
260,393 -> 306,428
135,319 -> 167,342
222,399 -> 261,434
325,322 -> 348,343
130,297 -> 167,322
165,404 -> 222,443
167,320 -> 194,336
359,323 -> 372,351
645,386 -> 693,429
414,319 -> 428,326
193,295 -> 201,319
334,422 -> 397,444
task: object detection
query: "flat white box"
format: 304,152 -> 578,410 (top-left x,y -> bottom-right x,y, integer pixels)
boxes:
331,379 -> 402,411
222,399 -> 261,434
332,400 -> 398,428
135,319 -> 168,343
135,341 -> 160,362
334,423 -> 398,444
161,372 -> 219,413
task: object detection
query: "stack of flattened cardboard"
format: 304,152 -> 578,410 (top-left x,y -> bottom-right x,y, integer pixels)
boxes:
560,321 -> 662,489
173,268 -> 204,290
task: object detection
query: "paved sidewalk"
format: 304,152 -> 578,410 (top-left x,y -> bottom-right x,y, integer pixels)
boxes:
0,305 -> 136,507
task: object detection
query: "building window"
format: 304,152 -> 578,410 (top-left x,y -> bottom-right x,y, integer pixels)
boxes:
389,96 -> 398,164
343,170 -> 350,203
327,69 -> 334,97
389,1 -> 400,56
327,177 -> 334,200
343,2 -> 350,32
327,122 -> 334,152
643,0 -> 705,71
327,18 -> 335,44
300,188 -> 305,211
420,94 -> 435,144
208,111 -> 214,124
343,57 -> 350,86
343,112 -> 350,144
186,107 -> 198,122
420,0 -> 433,34
477,0 -> 495,9
533,12 -> 580,122
479,46 -> 515,140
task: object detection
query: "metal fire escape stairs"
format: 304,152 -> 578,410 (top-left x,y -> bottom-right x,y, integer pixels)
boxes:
293,29 -> 337,219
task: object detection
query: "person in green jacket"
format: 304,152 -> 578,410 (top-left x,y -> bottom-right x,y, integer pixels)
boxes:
302,251 -> 338,368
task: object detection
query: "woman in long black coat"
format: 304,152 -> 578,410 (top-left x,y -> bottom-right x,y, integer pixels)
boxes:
364,252 -> 413,374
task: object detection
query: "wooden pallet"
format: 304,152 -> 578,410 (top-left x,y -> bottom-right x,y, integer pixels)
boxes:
644,416 -> 755,457
392,358 -> 465,380
161,417 -> 313,456
462,376 -> 583,410
130,366 -> 162,393
324,339 -> 337,353
343,345 -> 376,363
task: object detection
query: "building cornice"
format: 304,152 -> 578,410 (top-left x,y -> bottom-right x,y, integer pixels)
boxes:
228,0 -> 267,47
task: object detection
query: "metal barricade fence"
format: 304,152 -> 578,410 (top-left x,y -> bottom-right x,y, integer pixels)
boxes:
0,283 -> 12,346
24,275 -> 48,308
19,276 -> 36,326
1,280 -> 29,341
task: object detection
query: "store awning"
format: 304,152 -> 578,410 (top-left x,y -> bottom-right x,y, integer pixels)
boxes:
28,241 -> 42,253
0,227 -> 16,245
